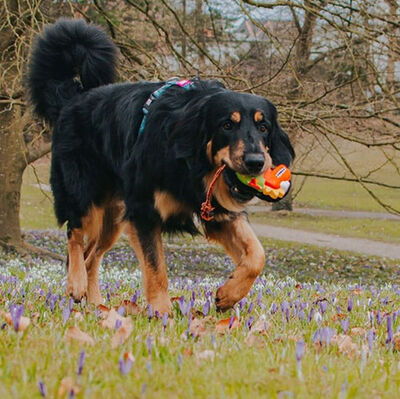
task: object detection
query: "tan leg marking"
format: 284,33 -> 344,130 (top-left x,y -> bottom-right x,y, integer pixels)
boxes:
125,223 -> 171,315
205,215 -> 265,311
67,206 -> 104,302
67,228 -> 88,301
85,202 -> 125,305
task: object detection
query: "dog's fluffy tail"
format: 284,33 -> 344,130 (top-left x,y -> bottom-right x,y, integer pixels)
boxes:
27,18 -> 117,123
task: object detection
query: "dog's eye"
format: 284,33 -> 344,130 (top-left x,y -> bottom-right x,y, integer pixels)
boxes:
223,121 -> 233,130
258,124 -> 268,133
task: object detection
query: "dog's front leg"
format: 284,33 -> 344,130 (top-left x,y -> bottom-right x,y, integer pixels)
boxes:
125,222 -> 172,315
204,214 -> 265,311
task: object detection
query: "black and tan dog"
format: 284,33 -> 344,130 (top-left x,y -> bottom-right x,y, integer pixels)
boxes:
28,19 -> 294,314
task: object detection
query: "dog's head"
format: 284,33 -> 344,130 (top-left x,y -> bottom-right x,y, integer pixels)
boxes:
205,91 -> 294,174
172,86 -> 294,211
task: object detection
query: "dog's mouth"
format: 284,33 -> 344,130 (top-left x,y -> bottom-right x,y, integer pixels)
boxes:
222,164 -> 256,203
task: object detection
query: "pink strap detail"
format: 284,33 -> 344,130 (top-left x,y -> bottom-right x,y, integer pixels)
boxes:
176,79 -> 191,87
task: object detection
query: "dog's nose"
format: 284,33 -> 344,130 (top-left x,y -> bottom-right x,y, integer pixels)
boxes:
243,153 -> 265,175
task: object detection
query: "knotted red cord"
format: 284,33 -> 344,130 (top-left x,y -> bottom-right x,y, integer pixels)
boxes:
201,164 -> 227,221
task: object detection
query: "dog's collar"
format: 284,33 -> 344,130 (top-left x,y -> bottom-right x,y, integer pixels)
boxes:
138,78 -> 195,136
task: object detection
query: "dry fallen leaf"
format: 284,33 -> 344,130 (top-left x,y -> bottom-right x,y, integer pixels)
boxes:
393,333 -> 400,351
0,310 -> 30,332
118,300 -> 142,316
183,347 -> 193,357
97,304 -> 111,318
99,308 -> 124,329
250,319 -> 270,335
111,317 -> 133,348
215,316 -> 240,334
331,334 -> 358,358
58,377 -> 79,398
245,333 -> 265,348
190,318 -> 207,338
65,326 -> 95,346
331,313 -> 346,321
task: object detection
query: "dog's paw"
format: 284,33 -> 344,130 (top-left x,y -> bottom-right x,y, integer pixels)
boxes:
215,285 -> 238,312
66,275 -> 88,303
149,293 -> 172,316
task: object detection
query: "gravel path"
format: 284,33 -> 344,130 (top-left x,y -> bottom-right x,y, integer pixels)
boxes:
248,206 -> 400,220
252,223 -> 400,260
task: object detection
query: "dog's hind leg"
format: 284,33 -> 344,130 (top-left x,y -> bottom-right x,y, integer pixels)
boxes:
85,202 -> 125,305
204,214 -> 265,312
66,226 -> 88,302
66,206 -> 103,302
125,222 -> 171,316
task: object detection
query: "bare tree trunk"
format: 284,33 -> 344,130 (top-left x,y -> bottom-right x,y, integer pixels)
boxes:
385,0 -> 398,91
0,107 -> 26,250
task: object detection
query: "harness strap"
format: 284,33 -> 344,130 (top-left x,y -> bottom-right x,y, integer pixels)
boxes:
138,78 -> 194,136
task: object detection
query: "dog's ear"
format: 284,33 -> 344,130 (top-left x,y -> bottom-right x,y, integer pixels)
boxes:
268,105 -> 295,167
170,96 -> 212,162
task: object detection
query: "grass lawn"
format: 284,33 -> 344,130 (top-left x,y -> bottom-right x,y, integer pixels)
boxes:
249,211 -> 400,243
1,231 -> 400,398
293,177 -> 400,213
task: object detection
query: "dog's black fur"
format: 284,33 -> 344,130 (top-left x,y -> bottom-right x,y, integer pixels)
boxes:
28,19 -> 294,310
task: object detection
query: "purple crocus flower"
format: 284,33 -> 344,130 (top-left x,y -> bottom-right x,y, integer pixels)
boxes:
247,302 -> 254,314
178,353 -> 183,369
246,316 -> 255,330
68,297 -> 74,312
257,290 -> 263,306
131,291 -> 138,304
119,353 -> 134,375
117,306 -> 125,316
229,315 -> 235,329
146,335 -> 152,355
308,307 -> 314,323
211,334 -> 216,348
281,301 -> 289,313
347,298 -> 353,312
38,381 -> 46,397
341,319 -> 349,334
203,300 -> 210,316
319,301 -> 328,315
386,315 -> 393,344
295,340 -> 305,362
320,327 -> 335,345
77,350 -> 85,376
10,304 -> 24,332
162,312 -> 168,330
367,329 -> 375,352
238,297 -> 247,310
148,304 -> 153,321
270,302 -> 278,314
313,327 -> 335,346
49,295 -> 57,313
115,319 -> 122,330
146,361 -> 152,374
376,310 -> 382,325
178,297 -> 190,316
285,308 -> 290,322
